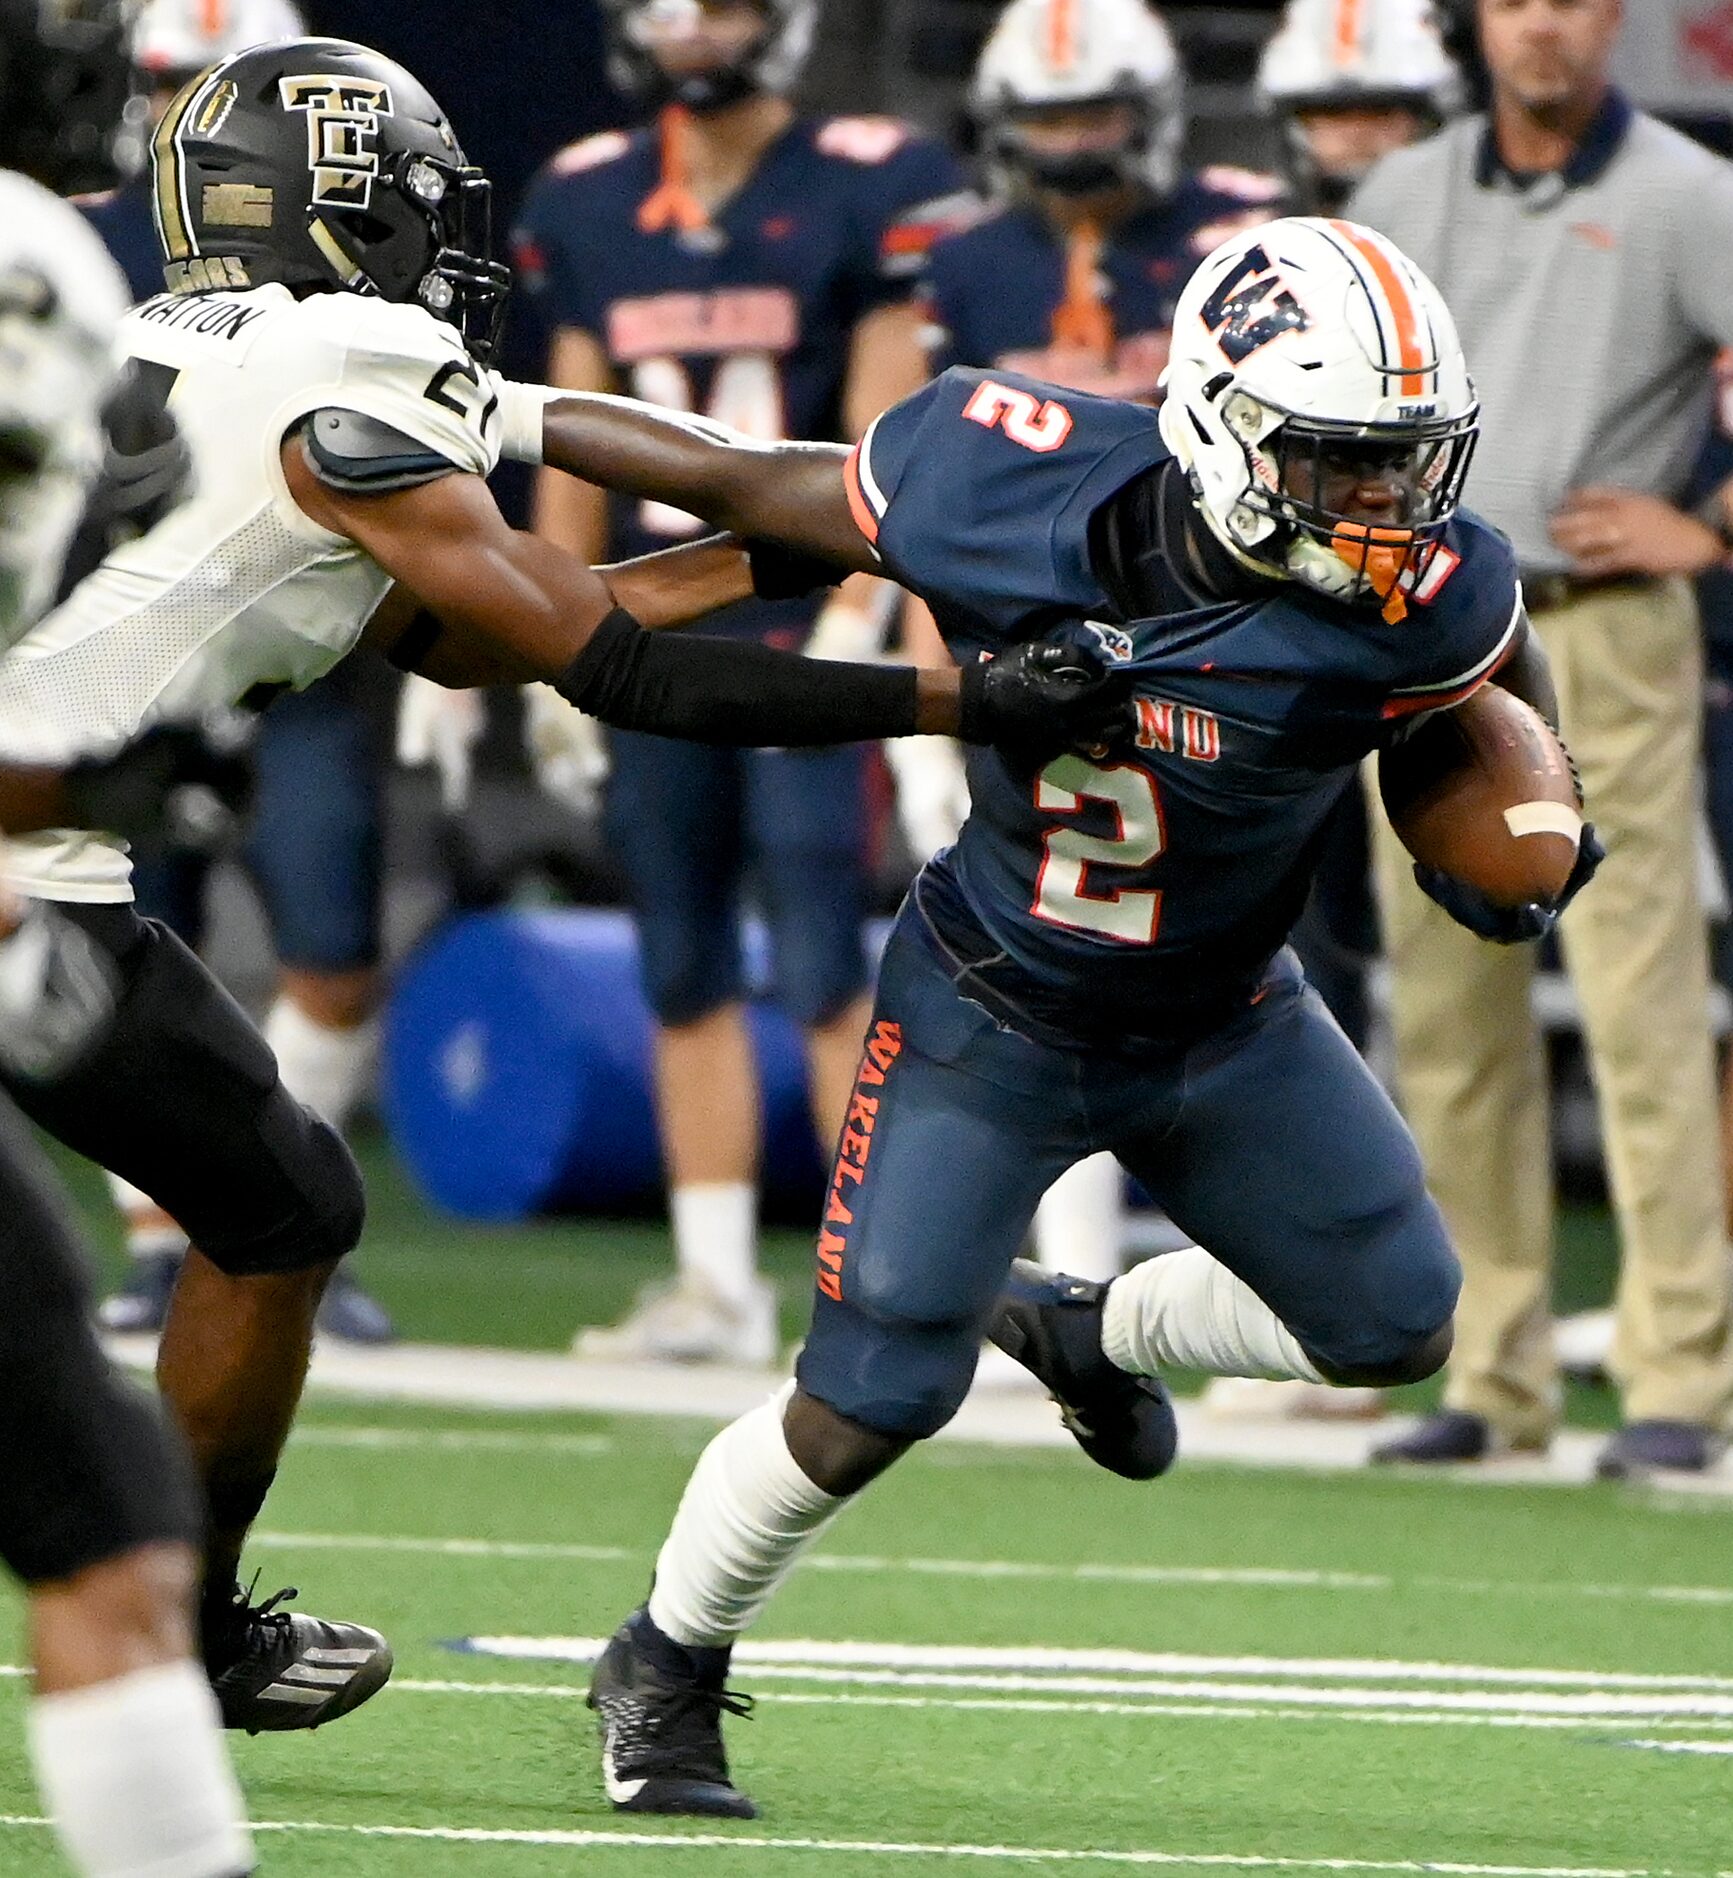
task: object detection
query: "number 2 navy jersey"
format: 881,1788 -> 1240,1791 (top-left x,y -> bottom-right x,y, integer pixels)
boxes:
513,114 -> 965,641
922,168 -> 1280,401
846,367 -> 1523,1044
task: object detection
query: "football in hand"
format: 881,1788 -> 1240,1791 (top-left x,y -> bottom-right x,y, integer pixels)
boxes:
1380,686 -> 1582,908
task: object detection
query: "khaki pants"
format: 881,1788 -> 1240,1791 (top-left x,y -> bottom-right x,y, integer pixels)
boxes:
1372,577 -> 1733,1441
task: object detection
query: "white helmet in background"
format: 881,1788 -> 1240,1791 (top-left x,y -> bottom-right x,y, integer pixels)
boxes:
1158,216 -> 1478,611
1257,0 -> 1461,207
972,0 -> 1186,203
132,0 -> 305,82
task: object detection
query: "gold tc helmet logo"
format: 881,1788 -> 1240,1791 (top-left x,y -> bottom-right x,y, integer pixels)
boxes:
278,75 -> 395,211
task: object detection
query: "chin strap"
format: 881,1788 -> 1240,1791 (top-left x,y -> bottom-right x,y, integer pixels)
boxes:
638,104 -> 710,236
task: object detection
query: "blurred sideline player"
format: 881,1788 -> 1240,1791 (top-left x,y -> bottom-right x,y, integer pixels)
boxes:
925,0 -> 1277,1294
0,2 -> 254,1870
0,30 -> 1122,1740
516,0 -> 965,1364
523,216 -> 1599,1817
1258,0 -> 1462,215
1205,0 -> 1464,1422
83,0 -> 397,1346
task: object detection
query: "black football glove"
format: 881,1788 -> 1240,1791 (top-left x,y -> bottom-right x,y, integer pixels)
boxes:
746,538 -> 850,602
1413,822 -> 1605,945
957,635 -> 1134,757
62,720 -> 253,849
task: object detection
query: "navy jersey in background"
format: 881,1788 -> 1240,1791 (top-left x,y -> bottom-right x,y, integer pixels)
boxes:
78,177 -> 162,302
921,168 -> 1279,400
513,115 -> 965,642
848,368 -> 1522,1043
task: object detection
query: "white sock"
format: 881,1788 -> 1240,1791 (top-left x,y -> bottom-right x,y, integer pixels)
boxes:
263,996 -> 377,1132
1102,1245 -> 1326,1383
671,1181 -> 758,1312
648,1383 -> 843,1649
104,1171 -> 188,1261
1033,1153 -> 1124,1283
28,1661 -> 254,1878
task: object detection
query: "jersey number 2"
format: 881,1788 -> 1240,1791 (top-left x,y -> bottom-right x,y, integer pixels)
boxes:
963,380 -> 1074,453
1032,756 -> 1164,945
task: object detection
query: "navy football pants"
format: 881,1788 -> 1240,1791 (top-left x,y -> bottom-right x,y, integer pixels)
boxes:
796,906 -> 1461,1437
604,731 -> 872,1028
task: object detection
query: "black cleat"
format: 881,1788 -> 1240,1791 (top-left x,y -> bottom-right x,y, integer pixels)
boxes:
588,1609 -> 757,1819
202,1581 -> 393,1733
987,1260 -> 1179,1481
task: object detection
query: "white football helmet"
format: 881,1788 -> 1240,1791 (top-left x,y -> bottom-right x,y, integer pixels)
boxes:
1158,216 -> 1478,612
132,0 -> 306,80
1257,0 -> 1460,206
604,0 -> 816,113
972,0 -> 1186,203
1257,0 -> 1460,115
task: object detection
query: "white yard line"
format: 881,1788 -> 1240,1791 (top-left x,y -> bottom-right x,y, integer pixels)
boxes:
454,1635 -> 1733,1694
1622,1740 -> 1733,1756
391,1677 -> 1733,1735
290,1427 -> 613,1456
0,1815 -> 1676,1874
247,1527 -> 1733,1609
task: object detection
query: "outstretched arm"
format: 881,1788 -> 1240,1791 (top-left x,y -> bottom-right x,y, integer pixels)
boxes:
285,440 -> 958,741
533,392 -> 877,575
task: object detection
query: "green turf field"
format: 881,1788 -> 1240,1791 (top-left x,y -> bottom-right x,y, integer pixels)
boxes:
6,1128 -> 1704,1873
3,1392 -> 1731,1876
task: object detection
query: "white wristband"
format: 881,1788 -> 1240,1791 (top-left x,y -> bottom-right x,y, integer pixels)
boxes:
496,380 -> 563,466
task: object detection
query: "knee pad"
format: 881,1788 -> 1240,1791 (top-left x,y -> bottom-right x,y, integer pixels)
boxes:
796,1289 -> 981,1440
198,1102 -> 365,1277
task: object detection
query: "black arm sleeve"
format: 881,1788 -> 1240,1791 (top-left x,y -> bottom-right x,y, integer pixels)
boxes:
554,608 -> 921,746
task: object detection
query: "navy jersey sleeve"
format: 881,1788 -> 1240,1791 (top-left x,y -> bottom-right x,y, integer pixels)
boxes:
817,118 -> 969,322
511,137 -> 632,341
846,366 -> 1166,644
1382,513 -> 1523,721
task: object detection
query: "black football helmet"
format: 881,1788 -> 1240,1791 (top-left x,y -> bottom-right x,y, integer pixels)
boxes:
152,37 -> 510,361
602,0 -> 814,114
0,0 -> 146,194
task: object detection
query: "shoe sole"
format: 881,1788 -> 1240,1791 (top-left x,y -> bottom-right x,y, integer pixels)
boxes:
610,1779 -> 758,1820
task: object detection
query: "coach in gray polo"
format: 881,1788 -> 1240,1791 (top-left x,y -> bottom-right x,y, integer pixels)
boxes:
1351,0 -> 1733,1478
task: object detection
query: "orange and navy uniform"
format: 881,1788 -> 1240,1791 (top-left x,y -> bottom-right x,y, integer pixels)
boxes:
919,169 -> 1280,404
513,112 -> 966,642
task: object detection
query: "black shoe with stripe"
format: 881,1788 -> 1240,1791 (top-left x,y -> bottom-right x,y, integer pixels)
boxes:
987,1259 -> 1180,1481
202,1581 -> 393,1734
588,1608 -> 757,1819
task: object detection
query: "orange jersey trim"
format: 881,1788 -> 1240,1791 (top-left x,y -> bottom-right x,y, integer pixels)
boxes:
844,445 -> 881,546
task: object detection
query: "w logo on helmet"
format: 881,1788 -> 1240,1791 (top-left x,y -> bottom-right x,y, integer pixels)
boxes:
1198,245 -> 1310,366
279,75 -> 393,211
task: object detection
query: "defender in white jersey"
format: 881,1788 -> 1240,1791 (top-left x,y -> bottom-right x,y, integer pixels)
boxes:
0,5 -> 257,1873
0,32 -> 1133,1740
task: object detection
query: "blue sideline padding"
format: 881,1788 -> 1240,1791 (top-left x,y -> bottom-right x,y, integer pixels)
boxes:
383,909 -> 839,1219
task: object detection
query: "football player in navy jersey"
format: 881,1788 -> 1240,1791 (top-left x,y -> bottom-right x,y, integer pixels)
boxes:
920,0 -> 1279,1292
514,0 -> 968,1366
523,216 -> 1600,1817
925,0 -> 1278,403
1256,0 -> 1462,216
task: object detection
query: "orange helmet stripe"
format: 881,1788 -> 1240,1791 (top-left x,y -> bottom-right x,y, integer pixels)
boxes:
1047,0 -> 1078,72
1330,220 -> 1428,396
1333,0 -> 1364,68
